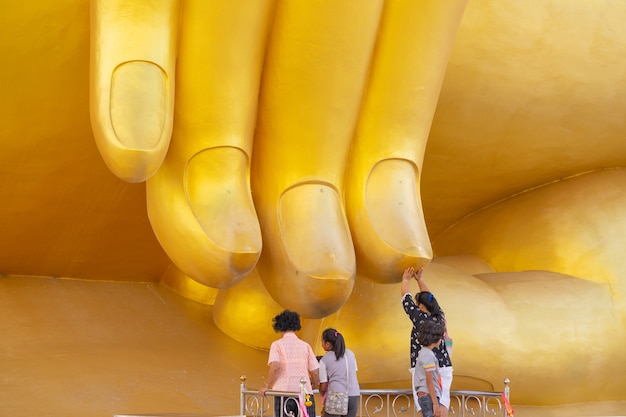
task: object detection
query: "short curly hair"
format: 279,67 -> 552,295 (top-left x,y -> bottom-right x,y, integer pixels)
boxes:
272,310 -> 301,332
417,319 -> 444,347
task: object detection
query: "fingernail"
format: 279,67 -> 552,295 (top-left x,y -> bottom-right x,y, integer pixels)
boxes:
110,60 -> 168,150
260,181 -> 355,318
278,182 -> 354,278
186,146 -> 262,263
366,159 -> 431,258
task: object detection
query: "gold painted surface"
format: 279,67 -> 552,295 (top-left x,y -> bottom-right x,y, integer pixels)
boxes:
2,0 -> 626,415
0,276 -> 269,416
160,263 -> 219,305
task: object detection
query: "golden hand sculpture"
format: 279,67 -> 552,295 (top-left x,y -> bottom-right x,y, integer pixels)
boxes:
90,0 -> 464,317
88,0 -> 626,408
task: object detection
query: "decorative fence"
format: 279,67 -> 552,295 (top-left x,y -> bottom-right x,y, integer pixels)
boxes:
239,376 -> 511,417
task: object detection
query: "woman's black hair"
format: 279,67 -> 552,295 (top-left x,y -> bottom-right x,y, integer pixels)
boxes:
417,320 -> 445,346
272,310 -> 301,332
322,328 -> 346,360
416,291 -> 445,318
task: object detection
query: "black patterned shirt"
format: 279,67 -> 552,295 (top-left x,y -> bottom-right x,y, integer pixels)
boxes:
402,293 -> 452,369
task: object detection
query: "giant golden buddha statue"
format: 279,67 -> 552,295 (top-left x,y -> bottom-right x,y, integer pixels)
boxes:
2,0 -> 626,416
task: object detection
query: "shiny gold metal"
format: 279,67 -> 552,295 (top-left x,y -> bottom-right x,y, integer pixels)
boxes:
3,0 -> 626,414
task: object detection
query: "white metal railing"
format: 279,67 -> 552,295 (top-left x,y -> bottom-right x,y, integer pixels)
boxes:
239,376 -> 511,417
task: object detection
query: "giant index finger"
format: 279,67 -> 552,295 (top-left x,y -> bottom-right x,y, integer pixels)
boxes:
90,0 -> 180,182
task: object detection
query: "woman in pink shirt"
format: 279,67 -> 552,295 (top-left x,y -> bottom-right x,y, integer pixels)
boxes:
259,310 -> 320,417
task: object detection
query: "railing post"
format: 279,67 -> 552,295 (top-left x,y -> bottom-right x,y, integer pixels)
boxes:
503,378 -> 510,401
240,375 -> 247,416
502,378 -> 511,417
299,377 -> 307,417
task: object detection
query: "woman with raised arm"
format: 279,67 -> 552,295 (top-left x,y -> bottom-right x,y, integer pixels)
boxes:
401,267 -> 453,417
